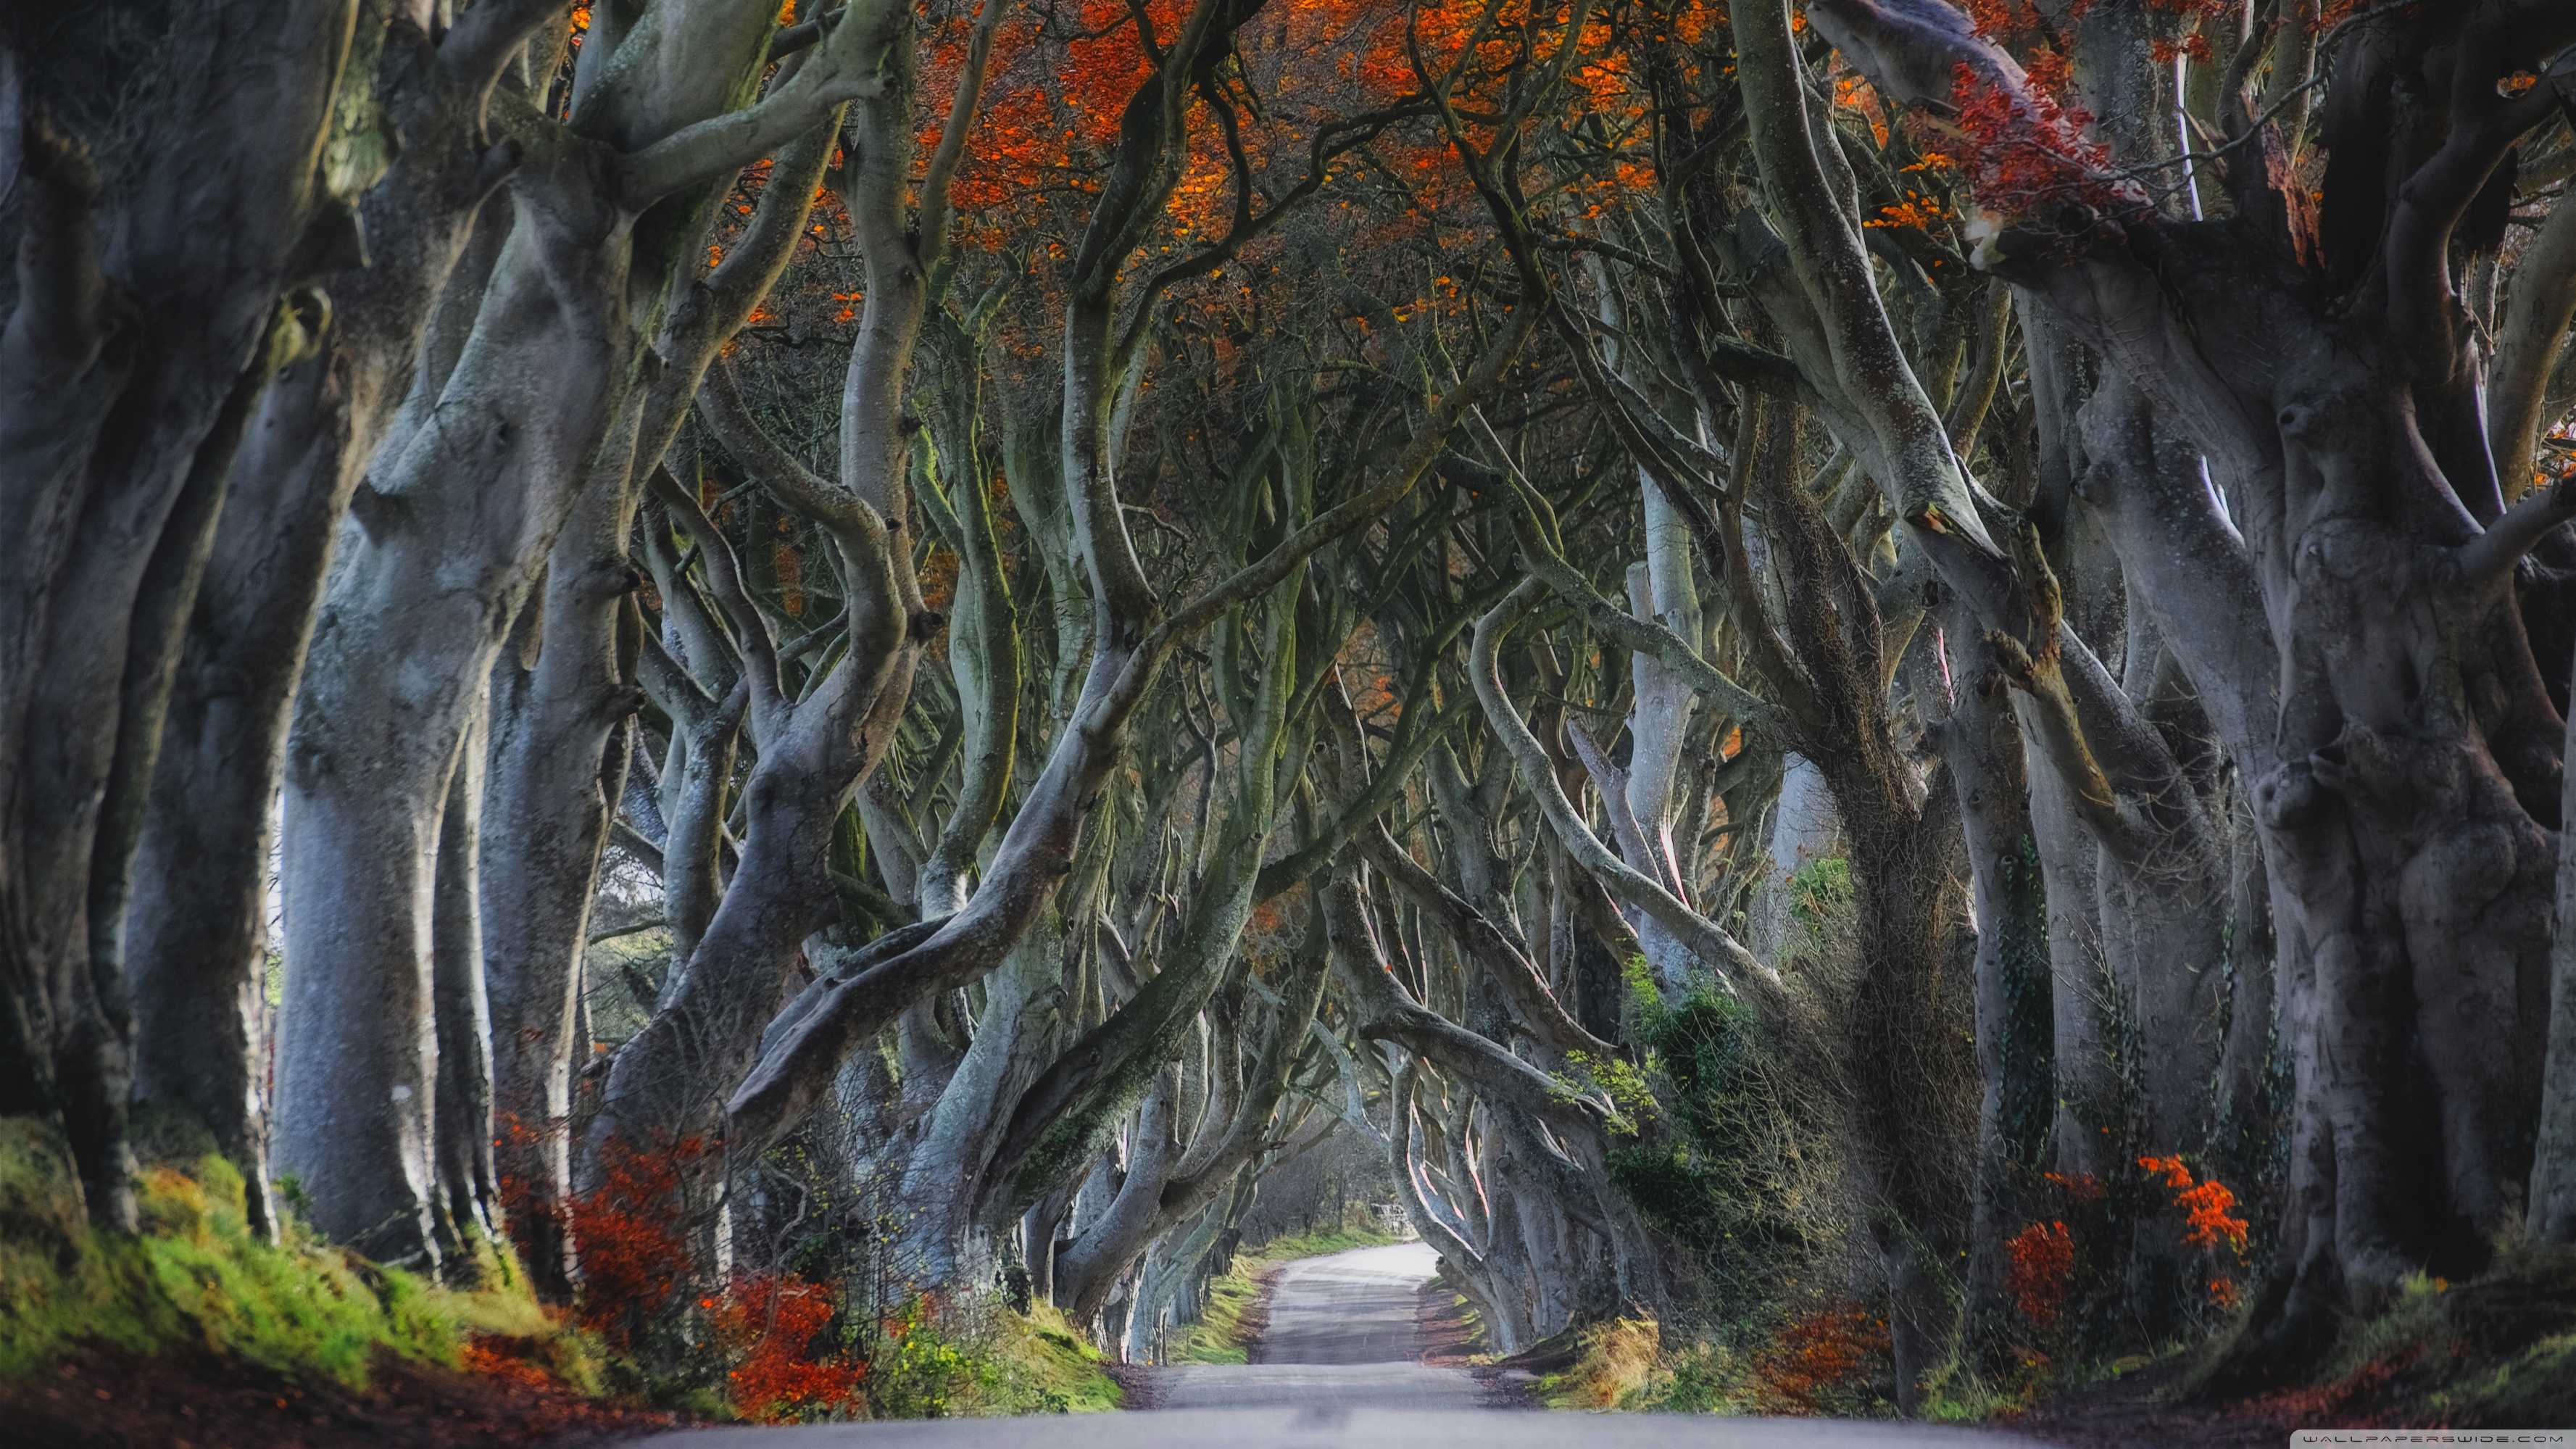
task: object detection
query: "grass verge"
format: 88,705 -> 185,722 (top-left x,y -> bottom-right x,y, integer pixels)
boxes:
0,1117 -> 597,1393
1503,1319 -> 1663,1408
944,1301 -> 1125,1413
1166,1218 -> 1405,1363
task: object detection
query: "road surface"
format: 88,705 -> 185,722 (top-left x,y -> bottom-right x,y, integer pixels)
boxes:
624,1240 -> 2063,1446
1156,1241 -> 1484,1410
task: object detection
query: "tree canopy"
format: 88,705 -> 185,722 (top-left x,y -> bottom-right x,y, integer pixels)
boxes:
6,0 -> 2576,1421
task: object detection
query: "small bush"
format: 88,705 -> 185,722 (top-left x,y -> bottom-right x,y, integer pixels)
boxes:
1532,1319 -> 1662,1408
1604,972 -> 1842,1324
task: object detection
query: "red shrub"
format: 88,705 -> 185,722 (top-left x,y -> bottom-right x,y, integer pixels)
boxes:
462,1334 -> 560,1391
1756,1302 -> 1891,1411
2137,1155 -> 2249,1253
2006,1220 -> 2076,1329
707,1275 -> 866,1424
568,1134 -> 704,1350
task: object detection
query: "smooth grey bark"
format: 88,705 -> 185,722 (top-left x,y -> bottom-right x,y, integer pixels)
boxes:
123,1 -> 557,1245
1812,0 -> 2576,1363
636,517 -> 746,976
2536,631 -> 2576,1240
2490,180 -> 2576,503
482,476 -> 641,1296
848,325 -> 1028,1276
478,109 -> 833,1301
1052,1076 -> 1182,1326
976,568 -> 1306,1232
894,921 -> 1063,1282
1933,615 -> 2038,1348
275,0 -> 894,1265
432,694 -> 498,1263
1751,752 -> 1842,963
0,0 -> 361,1231
1471,581 -> 1769,989
273,173 -> 636,1263
581,459 -> 912,1246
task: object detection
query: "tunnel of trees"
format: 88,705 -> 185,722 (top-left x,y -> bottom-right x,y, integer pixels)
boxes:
7,0 -> 2576,1419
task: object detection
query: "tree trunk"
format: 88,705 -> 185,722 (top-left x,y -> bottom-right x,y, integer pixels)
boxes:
1939,634 -> 2041,1353
894,918 -> 1064,1280
0,0 -> 361,1232
2533,634 -> 2576,1241
275,191 -> 635,1263
482,449 -> 644,1299
432,696 -> 498,1267
122,5 -> 544,1244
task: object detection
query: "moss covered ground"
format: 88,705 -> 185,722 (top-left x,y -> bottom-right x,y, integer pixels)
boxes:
1,1116 -> 1123,1438
0,1118 -> 595,1392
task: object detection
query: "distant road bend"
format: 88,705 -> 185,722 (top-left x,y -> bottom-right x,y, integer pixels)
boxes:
628,1242 -> 2064,1448
1157,1241 -> 1484,1411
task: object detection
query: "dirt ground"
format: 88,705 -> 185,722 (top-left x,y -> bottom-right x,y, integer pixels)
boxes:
1413,1274 -> 1482,1369
1418,1269 -> 1539,1408
2003,1358 -> 2293,1449
4,1343 -> 690,1449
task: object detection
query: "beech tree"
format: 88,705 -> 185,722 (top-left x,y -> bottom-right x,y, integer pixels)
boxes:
11,0 -> 2576,1420
3,0 -> 371,1232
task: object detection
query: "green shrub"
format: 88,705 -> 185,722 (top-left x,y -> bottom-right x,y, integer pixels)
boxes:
1605,977 -> 1837,1325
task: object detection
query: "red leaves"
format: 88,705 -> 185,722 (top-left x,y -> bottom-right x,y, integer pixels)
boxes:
462,1334 -> 562,1390
556,1136 -> 862,1421
2138,1155 -> 2249,1254
2041,1168 -> 2102,1202
1945,62 -> 2130,232
1754,1302 -> 1891,1411
568,1135 -> 706,1350
707,1274 -> 866,1424
1961,0 -> 2047,38
2005,1220 -> 2075,1329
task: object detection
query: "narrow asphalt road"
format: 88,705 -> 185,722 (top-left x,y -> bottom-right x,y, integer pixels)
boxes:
626,1242 -> 2066,1446
1155,1241 -> 1484,1410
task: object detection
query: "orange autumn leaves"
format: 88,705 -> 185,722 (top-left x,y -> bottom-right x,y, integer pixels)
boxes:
2005,1219 -> 2076,1329
562,1135 -> 864,1424
707,1276 -> 868,1423
2139,1154 -> 2249,1253
2006,1158 -> 2252,1335
1754,1302 -> 1892,1412
918,0 -> 1719,257
568,1134 -> 705,1353
2143,1155 -> 2250,1316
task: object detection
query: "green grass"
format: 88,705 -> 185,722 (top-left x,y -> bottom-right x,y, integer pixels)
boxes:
950,1302 -> 1125,1413
2280,1251 -> 2576,1429
1166,1216 -> 1404,1364
0,1116 -> 596,1392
